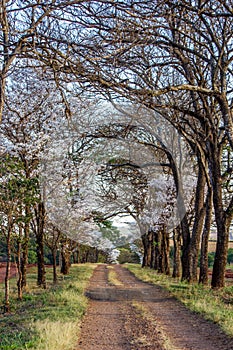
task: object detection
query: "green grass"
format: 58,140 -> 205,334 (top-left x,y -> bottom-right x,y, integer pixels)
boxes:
126,264 -> 233,337
0,264 -> 96,350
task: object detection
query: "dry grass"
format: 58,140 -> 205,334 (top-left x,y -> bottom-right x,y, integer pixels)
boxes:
33,320 -> 80,350
208,241 -> 233,252
107,266 -> 123,286
0,264 -> 96,350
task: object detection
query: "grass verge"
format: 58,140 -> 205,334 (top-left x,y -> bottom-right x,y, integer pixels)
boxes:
126,264 -> 233,337
0,264 -> 96,350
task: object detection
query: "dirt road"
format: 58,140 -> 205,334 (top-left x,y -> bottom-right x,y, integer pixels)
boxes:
76,264 -> 233,350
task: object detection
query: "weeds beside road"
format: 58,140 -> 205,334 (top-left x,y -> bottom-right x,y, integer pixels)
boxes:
0,264 -> 96,350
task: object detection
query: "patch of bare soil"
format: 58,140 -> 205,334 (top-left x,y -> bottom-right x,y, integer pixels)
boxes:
76,265 -> 233,350
0,263 -> 52,284
0,263 -> 18,283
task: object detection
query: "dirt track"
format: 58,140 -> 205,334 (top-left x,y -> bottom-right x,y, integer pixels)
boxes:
76,264 -> 233,350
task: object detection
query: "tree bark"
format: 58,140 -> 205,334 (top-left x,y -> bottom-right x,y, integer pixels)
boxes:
21,225 -> 29,288
150,230 -> 155,269
142,233 -> 150,267
166,151 -> 191,280
60,244 -> 71,275
163,228 -> 170,275
4,223 -> 11,313
16,223 -> 23,300
172,226 -> 181,278
158,227 -> 170,275
0,75 -> 6,123
147,230 -> 153,269
153,230 -> 162,271
188,164 -> 206,282
210,143 -> 229,288
45,226 -> 61,284
199,188 -> 213,284
0,0 -> 8,123
21,204 -> 30,289
35,202 -> 46,288
52,248 -> 57,284
180,214 -> 191,280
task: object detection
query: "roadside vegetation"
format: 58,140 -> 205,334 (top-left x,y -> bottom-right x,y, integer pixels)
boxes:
0,264 -> 96,350
126,264 -> 233,337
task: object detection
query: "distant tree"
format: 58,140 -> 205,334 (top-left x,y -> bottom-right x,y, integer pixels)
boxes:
118,246 -> 140,265
44,223 -> 62,284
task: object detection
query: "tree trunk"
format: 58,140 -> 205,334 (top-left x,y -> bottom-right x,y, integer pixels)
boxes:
52,248 -> 57,284
37,237 -> 46,288
162,227 -> 170,275
142,233 -> 150,267
211,221 -> 229,288
60,245 -> 71,275
172,226 -> 181,278
0,73 -> 6,123
188,164 -> 206,282
199,188 -> 212,284
150,230 -> 155,269
158,229 -> 165,273
95,248 -> 99,263
16,223 -> 23,300
147,230 -> 153,269
72,251 -> 78,264
166,151 -> 191,280
4,225 -> 11,313
77,248 -> 81,264
35,202 -> 46,288
154,230 -> 162,271
21,213 -> 30,288
180,214 -> 191,280
158,227 -> 170,275
210,145 -> 229,288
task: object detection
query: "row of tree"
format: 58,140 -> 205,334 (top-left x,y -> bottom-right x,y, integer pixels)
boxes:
71,0 -> 232,289
0,0 -> 232,297
0,67 -> 122,312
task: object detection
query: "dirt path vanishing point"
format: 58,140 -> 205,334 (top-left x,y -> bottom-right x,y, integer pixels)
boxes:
76,264 -> 233,350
